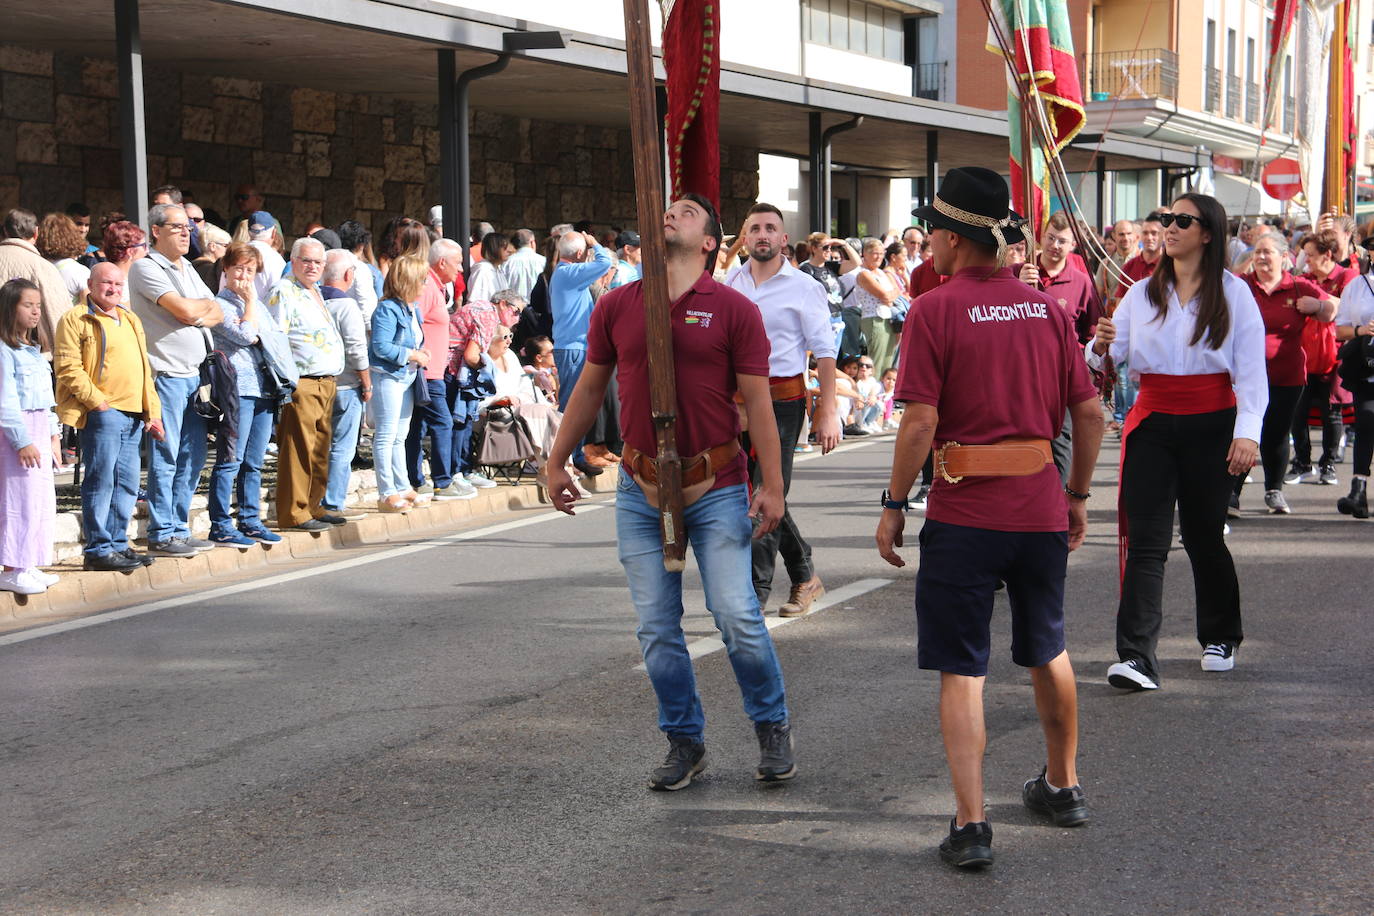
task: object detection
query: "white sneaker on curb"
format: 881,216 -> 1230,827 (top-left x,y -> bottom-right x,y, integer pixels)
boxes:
1201,643 -> 1235,672
0,569 -> 47,595
26,568 -> 59,587
434,479 -> 478,500
1106,659 -> 1159,691
465,472 -> 497,489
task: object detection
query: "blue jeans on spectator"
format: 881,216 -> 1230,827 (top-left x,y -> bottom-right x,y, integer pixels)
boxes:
208,395 -> 274,534
554,348 -> 586,466
857,401 -> 882,428
146,374 -> 209,543
371,369 -> 414,497
324,386 -> 364,511
405,377 -> 454,489
615,468 -> 788,739
79,409 -> 143,557
447,375 -> 481,477
1114,361 -> 1137,424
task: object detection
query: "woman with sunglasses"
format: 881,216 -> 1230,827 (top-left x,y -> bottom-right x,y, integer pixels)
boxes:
1089,194 -> 1266,690
1230,230 -> 1336,516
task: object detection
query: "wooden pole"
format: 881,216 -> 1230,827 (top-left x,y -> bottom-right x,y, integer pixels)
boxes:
622,0 -> 687,572
1324,1 -> 1347,214
1021,92 -> 1039,264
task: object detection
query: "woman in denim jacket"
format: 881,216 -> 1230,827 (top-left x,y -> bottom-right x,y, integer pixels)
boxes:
206,243 -> 285,546
369,256 -> 429,511
0,279 -> 60,595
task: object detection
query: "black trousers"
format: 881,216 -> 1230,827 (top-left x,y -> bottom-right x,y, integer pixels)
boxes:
1291,373 -> 1343,469
1118,408 -> 1243,680
1350,381 -> 1374,477
743,397 -> 814,601
1233,383 -> 1302,495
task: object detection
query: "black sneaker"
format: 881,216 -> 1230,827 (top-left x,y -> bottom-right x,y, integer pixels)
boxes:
754,720 -> 797,782
1022,767 -> 1089,827
83,551 -> 141,572
1106,658 -> 1159,691
939,818 -> 993,868
1227,492 -> 1241,518
913,485 -> 930,509
120,548 -> 155,567
315,513 -> 348,526
648,735 -> 706,791
573,458 -> 604,478
291,518 -> 333,532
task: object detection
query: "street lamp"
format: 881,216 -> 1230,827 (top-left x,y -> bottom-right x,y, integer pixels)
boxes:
439,30 -> 569,278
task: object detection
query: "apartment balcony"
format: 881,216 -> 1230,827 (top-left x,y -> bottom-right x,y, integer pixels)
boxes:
1245,82 -> 1260,124
1205,68 -> 1222,114
1225,75 -> 1241,119
913,61 -> 947,102
1088,48 -> 1178,101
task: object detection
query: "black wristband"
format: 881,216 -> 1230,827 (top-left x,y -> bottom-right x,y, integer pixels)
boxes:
880,488 -> 910,511
1064,485 -> 1090,501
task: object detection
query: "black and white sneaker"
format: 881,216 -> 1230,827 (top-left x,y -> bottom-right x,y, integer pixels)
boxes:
648,735 -> 706,791
1227,493 -> 1242,518
1022,767 -> 1089,827
939,818 -> 993,868
1283,462 -> 1312,485
754,720 -> 797,782
1319,464 -> 1339,486
912,485 -> 930,509
1106,659 -> 1159,691
1201,643 -> 1235,672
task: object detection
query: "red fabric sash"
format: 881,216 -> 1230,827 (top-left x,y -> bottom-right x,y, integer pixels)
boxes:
1117,373 -> 1236,582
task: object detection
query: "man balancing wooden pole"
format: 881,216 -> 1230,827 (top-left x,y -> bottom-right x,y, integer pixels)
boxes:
543,0 -> 795,793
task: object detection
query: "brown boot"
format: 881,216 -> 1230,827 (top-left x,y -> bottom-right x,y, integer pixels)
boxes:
778,575 -> 825,617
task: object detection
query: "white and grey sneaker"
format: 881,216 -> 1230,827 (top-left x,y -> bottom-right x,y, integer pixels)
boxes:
1283,463 -> 1314,485
1263,490 -> 1291,514
1201,643 -> 1235,672
1107,659 -> 1159,691
1319,464 -> 1339,486
434,479 -> 478,500
465,471 -> 497,489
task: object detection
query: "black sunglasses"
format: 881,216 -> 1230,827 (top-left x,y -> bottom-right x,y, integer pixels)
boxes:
1158,212 -> 1206,231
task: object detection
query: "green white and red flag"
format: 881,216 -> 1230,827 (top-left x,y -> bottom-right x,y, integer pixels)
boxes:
986,0 -> 1085,233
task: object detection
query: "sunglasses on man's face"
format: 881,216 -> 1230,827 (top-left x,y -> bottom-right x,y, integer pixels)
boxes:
1158,212 -> 1206,231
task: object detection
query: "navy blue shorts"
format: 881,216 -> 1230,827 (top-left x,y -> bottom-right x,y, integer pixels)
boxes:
914,519 -> 1068,677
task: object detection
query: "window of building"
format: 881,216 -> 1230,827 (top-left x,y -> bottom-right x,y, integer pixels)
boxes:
804,0 -> 905,63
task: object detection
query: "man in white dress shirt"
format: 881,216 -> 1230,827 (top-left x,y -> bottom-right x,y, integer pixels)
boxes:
726,203 -> 840,616
499,229 -> 545,301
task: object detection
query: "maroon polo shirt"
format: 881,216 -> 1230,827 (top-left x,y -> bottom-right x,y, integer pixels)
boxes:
1245,272 -> 1327,386
908,259 -> 949,299
896,266 -> 1098,532
1112,253 -> 1161,302
1034,256 -> 1103,345
586,271 -> 770,491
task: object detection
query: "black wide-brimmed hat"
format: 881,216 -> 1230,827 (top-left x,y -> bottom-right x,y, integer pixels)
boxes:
912,166 -> 1026,250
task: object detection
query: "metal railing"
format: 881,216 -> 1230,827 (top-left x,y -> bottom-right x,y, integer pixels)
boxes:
1245,82 -> 1260,124
1205,67 -> 1222,113
1225,74 -> 1241,118
1088,48 -> 1179,100
913,61 -> 947,102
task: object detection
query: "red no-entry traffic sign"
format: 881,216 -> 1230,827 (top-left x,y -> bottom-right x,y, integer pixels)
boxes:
1261,158 -> 1302,201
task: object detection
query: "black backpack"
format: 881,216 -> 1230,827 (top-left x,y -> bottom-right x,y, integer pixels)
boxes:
193,328 -> 240,462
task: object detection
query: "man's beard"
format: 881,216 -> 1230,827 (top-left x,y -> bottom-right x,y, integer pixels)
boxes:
749,242 -> 779,262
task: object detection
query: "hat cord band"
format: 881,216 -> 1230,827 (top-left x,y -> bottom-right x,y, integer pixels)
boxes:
932,196 -> 1020,267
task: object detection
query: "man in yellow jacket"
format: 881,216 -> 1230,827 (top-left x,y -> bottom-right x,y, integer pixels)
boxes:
54,263 -> 165,571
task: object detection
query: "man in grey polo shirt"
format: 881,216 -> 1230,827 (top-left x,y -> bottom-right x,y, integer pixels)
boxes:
128,204 -> 224,557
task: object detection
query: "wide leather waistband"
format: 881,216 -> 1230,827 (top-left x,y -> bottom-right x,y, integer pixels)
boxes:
935,437 -> 1053,484
622,439 -> 741,488
733,374 -> 807,404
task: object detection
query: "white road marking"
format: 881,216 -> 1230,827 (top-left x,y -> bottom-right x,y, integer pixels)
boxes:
792,434 -> 891,464
0,505 -> 606,648
634,577 -> 896,671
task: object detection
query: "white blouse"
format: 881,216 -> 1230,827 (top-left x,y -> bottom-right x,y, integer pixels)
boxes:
1086,270 -> 1268,442
1335,270 -> 1374,383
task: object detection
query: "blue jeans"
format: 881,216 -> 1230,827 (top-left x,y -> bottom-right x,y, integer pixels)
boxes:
1114,362 -> 1137,424
857,401 -> 882,428
554,348 -> 586,465
371,369 -> 414,497
147,374 -> 209,543
79,409 -> 143,556
324,386 -> 363,511
446,375 -> 481,477
208,395 -> 274,533
615,468 -> 788,739
405,377 -> 454,489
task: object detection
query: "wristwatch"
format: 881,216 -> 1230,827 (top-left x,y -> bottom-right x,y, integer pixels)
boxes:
880,488 -> 910,511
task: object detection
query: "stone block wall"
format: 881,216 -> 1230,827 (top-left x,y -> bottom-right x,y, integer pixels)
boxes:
0,41 -> 759,242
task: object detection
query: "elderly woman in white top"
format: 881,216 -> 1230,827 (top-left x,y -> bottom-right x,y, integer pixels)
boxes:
854,237 -> 901,375
1333,256 -> 1374,517
481,328 -> 576,486
1088,193 -> 1265,692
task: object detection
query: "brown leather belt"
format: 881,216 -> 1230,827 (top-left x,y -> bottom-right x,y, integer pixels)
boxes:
935,437 -> 1053,484
733,374 -> 807,404
622,440 -> 741,488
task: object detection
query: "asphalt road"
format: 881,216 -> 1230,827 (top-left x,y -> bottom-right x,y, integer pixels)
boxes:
1,433 -> 1371,914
